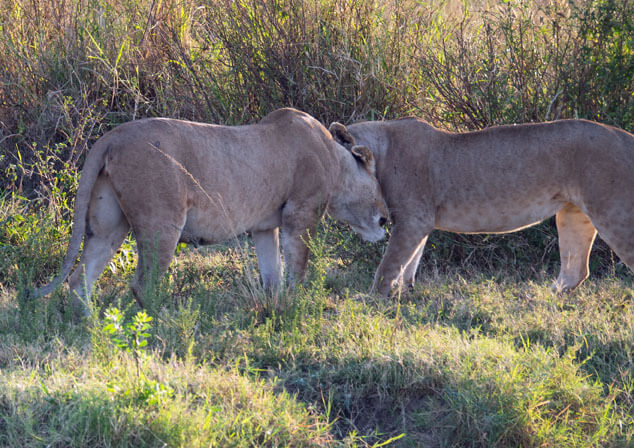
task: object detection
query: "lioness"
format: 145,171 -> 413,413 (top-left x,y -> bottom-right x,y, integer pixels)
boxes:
329,118 -> 634,296
34,108 -> 388,312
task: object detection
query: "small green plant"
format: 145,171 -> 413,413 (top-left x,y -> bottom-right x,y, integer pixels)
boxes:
103,307 -> 153,377
100,307 -> 178,408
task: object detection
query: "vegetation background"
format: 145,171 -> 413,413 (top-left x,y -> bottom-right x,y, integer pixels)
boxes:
0,0 -> 633,446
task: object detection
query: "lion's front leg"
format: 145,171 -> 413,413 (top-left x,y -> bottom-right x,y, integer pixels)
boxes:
401,236 -> 428,288
372,223 -> 431,297
252,228 -> 283,291
281,229 -> 311,287
280,202 -> 321,288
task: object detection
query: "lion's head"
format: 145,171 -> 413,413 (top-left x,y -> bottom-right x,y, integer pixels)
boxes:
328,122 -> 388,242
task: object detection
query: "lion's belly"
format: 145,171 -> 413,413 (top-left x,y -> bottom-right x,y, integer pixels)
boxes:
180,213 -> 247,245
434,195 -> 566,234
180,204 -> 283,245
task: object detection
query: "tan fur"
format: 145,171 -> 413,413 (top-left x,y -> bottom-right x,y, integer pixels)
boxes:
33,108 -> 388,313
330,118 -> 634,296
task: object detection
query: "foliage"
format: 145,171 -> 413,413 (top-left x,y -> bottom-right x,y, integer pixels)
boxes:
103,307 -> 153,374
1,0 -> 632,189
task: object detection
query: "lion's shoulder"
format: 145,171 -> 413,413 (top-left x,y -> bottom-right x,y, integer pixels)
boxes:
259,108 -> 314,126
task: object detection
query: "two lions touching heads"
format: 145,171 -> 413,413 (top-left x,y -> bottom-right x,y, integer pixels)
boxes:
34,108 -> 634,314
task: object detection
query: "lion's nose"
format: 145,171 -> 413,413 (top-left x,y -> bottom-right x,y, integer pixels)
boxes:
379,216 -> 387,227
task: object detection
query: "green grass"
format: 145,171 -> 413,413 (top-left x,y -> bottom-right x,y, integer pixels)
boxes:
1,196 -> 632,446
0,348 -> 337,447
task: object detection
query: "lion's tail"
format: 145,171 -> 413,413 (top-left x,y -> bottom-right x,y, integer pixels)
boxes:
30,137 -> 112,299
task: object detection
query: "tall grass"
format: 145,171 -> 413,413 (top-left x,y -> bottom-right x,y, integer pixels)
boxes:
2,0 -> 632,187
414,0 -> 634,129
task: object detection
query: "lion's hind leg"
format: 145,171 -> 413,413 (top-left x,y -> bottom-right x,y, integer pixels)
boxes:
553,203 -> 597,292
68,176 -> 130,315
130,219 -> 185,308
583,201 -> 634,280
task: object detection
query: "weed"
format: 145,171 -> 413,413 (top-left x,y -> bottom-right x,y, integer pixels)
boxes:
103,307 -> 152,374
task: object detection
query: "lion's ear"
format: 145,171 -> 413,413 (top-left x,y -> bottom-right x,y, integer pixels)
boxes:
351,145 -> 376,174
329,122 -> 355,149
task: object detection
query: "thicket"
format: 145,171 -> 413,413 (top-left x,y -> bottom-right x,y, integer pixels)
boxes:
2,0 -> 633,185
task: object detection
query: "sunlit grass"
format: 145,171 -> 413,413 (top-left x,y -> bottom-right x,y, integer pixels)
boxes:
0,349 -> 337,447
1,202 -> 632,445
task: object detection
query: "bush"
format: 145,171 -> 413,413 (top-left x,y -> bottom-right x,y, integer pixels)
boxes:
3,0 -> 632,188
